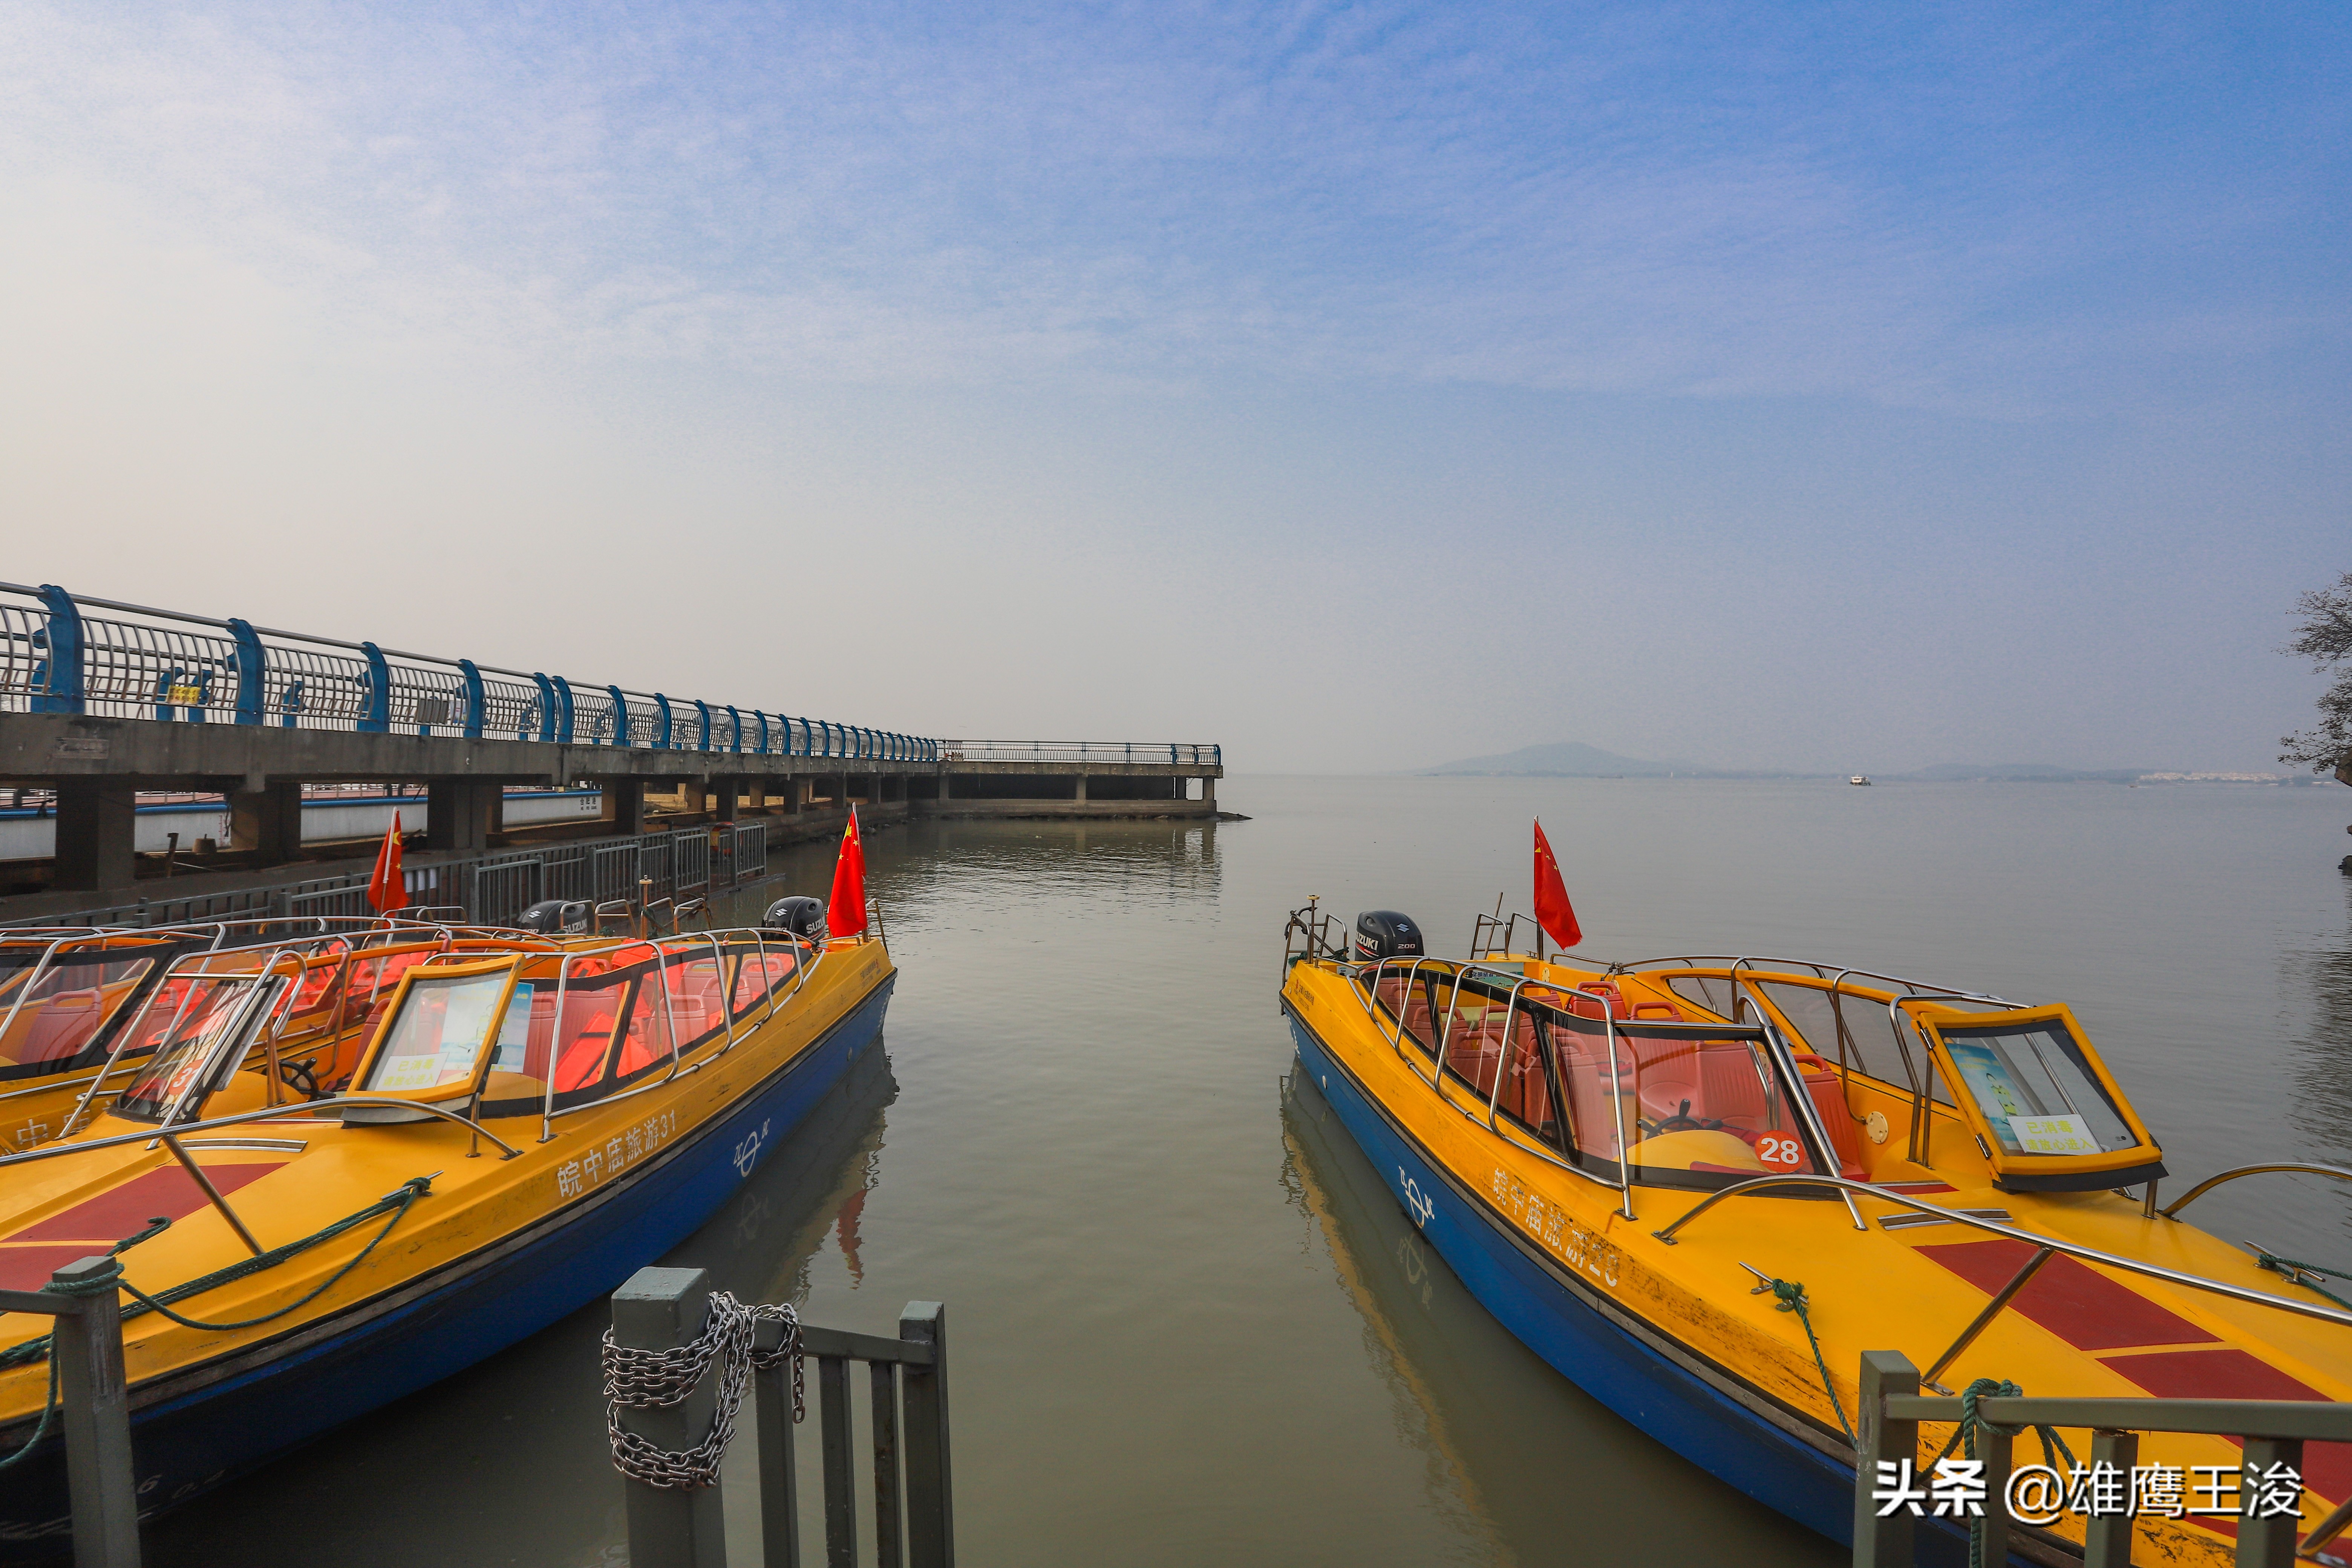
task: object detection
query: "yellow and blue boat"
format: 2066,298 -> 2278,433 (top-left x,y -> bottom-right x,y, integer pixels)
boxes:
1280,902 -> 2352,1565
0,914 -> 892,1553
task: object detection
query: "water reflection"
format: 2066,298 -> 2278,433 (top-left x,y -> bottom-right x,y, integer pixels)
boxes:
2283,875 -> 2352,1245
147,1044 -> 899,1568
1279,1069 -> 1837,1568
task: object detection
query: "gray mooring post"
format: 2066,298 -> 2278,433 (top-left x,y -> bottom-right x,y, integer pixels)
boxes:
613,1266 -> 725,1568
1853,1351 -> 1918,1568
50,1257 -> 139,1568
899,1302 -> 954,1568
752,1327 -> 802,1568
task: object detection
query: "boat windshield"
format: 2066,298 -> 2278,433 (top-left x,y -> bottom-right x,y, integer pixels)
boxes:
110,974 -> 277,1124
1936,1017 -> 2137,1157
1544,1006 -> 1829,1187
0,944 -> 171,1082
361,969 -> 513,1095
1362,964 -> 1837,1191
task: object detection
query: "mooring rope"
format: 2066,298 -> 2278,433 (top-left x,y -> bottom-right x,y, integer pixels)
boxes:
0,1175 -> 436,1376
2248,1244 -> 2352,1312
603,1292 -> 805,1490
1762,1276 -> 1856,1447
1931,1377 -> 2081,1568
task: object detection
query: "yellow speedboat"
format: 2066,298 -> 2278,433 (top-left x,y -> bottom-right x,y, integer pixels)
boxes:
0,916 -> 893,1553
1279,902 -> 2352,1565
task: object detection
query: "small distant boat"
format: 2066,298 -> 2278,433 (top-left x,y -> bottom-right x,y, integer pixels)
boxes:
1279,900 -> 2352,1563
1848,775 -> 1871,786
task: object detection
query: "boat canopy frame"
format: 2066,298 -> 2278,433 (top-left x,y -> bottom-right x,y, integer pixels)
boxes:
1345,954 -> 1863,1224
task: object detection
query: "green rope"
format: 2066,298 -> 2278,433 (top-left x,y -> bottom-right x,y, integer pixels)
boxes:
0,1225 -> 177,1472
1766,1278 -> 1856,1447
2249,1245 -> 2352,1312
0,1176 -> 435,1373
1932,1378 -> 2081,1568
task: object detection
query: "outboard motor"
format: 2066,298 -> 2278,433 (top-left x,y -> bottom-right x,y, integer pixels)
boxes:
1353,911 -> 1424,964
516,899 -> 591,935
762,896 -> 828,944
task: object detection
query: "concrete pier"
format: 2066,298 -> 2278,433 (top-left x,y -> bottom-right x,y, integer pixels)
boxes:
0,710 -> 1223,911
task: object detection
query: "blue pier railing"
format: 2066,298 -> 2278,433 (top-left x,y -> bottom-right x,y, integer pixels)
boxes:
0,582 -> 939,762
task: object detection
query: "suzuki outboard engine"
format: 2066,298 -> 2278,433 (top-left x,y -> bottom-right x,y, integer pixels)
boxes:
515,899 -> 592,935
1353,910 -> 1424,963
762,896 -> 828,944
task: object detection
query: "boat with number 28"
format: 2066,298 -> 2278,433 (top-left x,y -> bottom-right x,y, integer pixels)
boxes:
1279,898 -> 2351,1565
0,903 -> 892,1555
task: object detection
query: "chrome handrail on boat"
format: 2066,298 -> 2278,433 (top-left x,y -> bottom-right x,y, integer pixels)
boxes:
1648,1173 -> 2352,1339
2158,1162 -> 2352,1219
1608,953 -> 2019,1011
534,926 -> 828,1143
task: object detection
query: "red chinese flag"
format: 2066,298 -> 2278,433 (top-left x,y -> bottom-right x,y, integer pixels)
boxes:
367,812 -> 409,914
827,806 -> 867,937
1533,819 -> 1581,949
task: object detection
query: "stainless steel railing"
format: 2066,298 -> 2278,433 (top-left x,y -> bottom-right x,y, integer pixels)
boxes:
0,581 -> 936,761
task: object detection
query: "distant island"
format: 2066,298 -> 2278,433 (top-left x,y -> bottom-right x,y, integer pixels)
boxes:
1413,742 -> 2308,784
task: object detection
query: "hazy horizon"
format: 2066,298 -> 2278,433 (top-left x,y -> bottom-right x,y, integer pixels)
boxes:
3,3 -> 2344,776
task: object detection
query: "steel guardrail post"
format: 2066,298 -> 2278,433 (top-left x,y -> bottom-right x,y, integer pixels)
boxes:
225,619 -> 265,726
2082,1429 -> 2136,1566
31,586 -> 86,715
1853,1351 -> 1917,1568
871,1357 -> 903,1568
819,1355 -> 857,1566
899,1302 -> 954,1568
2240,1434 -> 2305,1567
612,1266 -> 727,1568
753,1328 -> 802,1566
51,1256 -> 140,1568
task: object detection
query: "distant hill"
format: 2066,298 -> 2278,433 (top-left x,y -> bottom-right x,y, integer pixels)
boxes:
1418,741 -> 1709,777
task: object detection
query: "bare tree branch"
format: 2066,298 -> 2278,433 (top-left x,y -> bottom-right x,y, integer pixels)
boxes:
2279,570 -> 2352,772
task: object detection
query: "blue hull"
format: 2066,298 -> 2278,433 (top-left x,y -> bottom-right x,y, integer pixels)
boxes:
1286,1006 -> 1988,1566
0,972 -> 895,1556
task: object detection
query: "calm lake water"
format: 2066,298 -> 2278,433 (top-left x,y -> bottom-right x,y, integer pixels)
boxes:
149,776 -> 2352,1566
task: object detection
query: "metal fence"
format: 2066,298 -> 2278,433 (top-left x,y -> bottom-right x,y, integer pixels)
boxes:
1853,1349 -> 2352,1568
0,581 -> 937,762
937,740 -> 1220,766
611,1268 -> 954,1568
3,822 -> 773,930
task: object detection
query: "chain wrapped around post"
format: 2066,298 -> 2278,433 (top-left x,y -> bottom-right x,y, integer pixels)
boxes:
603,1290 -> 804,1489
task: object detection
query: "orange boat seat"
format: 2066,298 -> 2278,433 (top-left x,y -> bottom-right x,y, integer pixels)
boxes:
17,991 -> 103,1065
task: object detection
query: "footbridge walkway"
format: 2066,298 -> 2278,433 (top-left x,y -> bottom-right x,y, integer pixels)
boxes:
0,583 -> 1220,903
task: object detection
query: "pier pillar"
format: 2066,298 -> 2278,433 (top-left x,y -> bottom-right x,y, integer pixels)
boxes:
1073,774 -> 1087,803
426,780 -> 499,853
52,781 -> 137,892
601,778 -> 647,835
1201,775 -> 1216,810
713,780 -> 738,823
678,778 -> 708,818
939,772 -> 951,803
228,780 -> 303,863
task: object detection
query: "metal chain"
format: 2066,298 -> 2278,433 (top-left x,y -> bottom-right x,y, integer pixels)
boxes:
602,1291 -> 803,1490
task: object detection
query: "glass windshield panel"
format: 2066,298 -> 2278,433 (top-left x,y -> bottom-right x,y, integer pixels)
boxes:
1757,983 -> 1901,1081
730,949 -> 798,1018
1363,965 -> 1441,1053
111,977 -> 263,1121
0,950 -> 163,1077
1938,1021 -> 2138,1156
1547,1014 -> 1821,1181
363,971 -> 510,1093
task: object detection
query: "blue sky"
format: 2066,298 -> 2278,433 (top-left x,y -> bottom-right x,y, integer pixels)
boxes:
1,1 -> 2344,771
